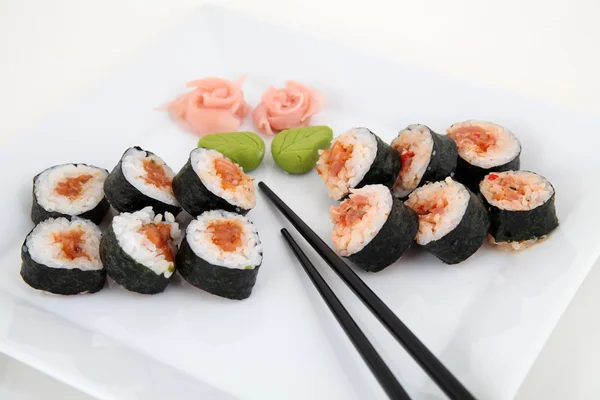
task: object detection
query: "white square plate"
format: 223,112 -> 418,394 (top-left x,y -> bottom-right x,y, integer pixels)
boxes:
1,5 -> 599,400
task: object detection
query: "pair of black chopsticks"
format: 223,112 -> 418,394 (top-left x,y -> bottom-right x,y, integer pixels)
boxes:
258,182 -> 476,400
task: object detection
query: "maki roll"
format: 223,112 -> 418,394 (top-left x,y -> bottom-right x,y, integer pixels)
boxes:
173,148 -> 256,217
391,124 -> 458,198
405,178 -> 489,264
330,185 -> 418,272
100,207 -> 181,294
103,147 -> 180,215
447,120 -> 521,192
177,210 -> 262,300
21,217 -> 105,295
32,164 -> 109,224
480,171 -> 559,250
316,128 -> 401,200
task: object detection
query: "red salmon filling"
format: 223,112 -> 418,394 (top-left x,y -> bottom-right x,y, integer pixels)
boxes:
317,141 -> 354,177
208,220 -> 243,252
331,194 -> 370,227
400,150 -> 415,174
414,198 -> 449,225
54,174 -> 93,199
143,159 -> 172,189
485,174 -> 529,202
53,229 -> 90,260
139,223 -> 174,262
214,158 -> 247,190
447,125 -> 497,156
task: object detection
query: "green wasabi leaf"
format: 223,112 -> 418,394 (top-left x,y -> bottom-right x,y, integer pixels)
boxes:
271,126 -> 333,174
198,132 -> 265,172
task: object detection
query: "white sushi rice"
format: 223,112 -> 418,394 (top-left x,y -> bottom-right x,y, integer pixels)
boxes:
391,124 -> 434,198
317,128 -> 378,200
121,147 -> 178,206
186,210 -> 262,270
480,171 -> 553,211
488,235 -> 547,251
330,185 -> 392,256
34,164 -> 107,215
190,148 -> 256,210
26,217 -> 102,271
447,120 -> 520,168
111,207 -> 181,277
405,177 -> 469,245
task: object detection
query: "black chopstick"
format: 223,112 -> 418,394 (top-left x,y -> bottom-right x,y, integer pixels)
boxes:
259,181 -> 476,400
281,228 -> 411,400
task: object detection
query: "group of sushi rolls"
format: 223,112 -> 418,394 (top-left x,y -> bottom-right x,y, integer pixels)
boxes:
21,146 -> 262,300
317,121 -> 558,271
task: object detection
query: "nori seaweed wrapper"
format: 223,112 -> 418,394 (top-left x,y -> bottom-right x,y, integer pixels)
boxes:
20,233 -> 106,295
103,147 -> 181,216
100,225 -> 172,294
421,129 -> 458,185
454,153 -> 520,193
177,237 -> 260,300
420,189 -> 490,264
346,197 -> 418,272
31,164 -> 110,225
393,126 -> 458,199
482,186 -> 559,243
355,130 -> 401,191
172,156 -> 251,217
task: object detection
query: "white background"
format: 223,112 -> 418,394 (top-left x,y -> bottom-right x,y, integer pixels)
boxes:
0,0 -> 599,398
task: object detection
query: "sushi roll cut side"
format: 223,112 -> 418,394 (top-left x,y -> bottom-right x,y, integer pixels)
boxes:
100,207 -> 181,294
391,124 -> 458,198
103,147 -> 180,215
177,210 -> 262,300
480,171 -> 559,250
32,164 -> 109,224
405,178 -> 489,264
330,185 -> 418,272
447,120 -> 521,192
316,127 -> 400,200
173,148 -> 256,217
21,218 -> 105,295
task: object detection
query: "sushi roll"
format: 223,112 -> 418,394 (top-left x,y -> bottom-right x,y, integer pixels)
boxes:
100,207 -> 181,294
405,178 -> 489,264
103,147 -> 180,215
316,128 -> 401,200
447,120 -> 521,192
21,217 -> 105,295
31,164 -> 109,224
391,124 -> 458,198
330,184 -> 418,272
177,210 -> 262,300
480,171 -> 559,250
172,148 -> 256,217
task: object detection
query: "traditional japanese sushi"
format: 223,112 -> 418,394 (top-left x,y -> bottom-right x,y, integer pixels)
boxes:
177,210 -> 262,300
31,163 -> 109,224
21,217 -> 105,295
100,207 -> 180,294
316,128 -> 401,200
173,148 -> 256,217
405,178 -> 489,264
480,171 -> 559,250
391,124 -> 458,198
330,184 -> 418,272
447,120 -> 521,191
103,147 -> 180,215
